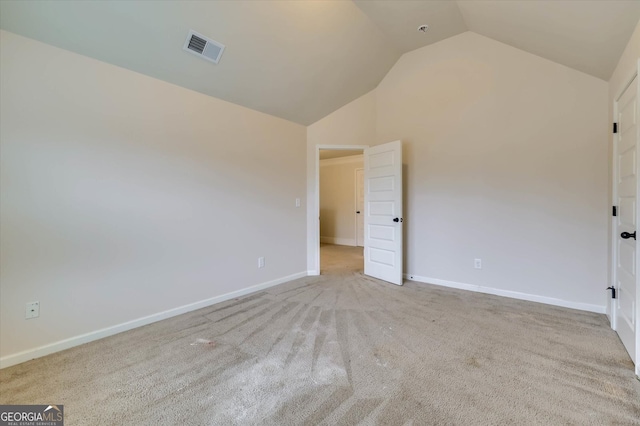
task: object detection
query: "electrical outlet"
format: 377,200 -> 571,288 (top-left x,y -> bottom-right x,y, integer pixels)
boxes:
295,198 -> 301,208
258,257 -> 265,268
474,259 -> 482,269
26,301 -> 40,319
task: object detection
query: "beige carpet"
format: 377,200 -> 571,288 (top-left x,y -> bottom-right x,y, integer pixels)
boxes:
1,244 -> 639,425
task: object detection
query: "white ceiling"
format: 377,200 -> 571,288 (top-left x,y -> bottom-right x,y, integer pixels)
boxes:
1,1 -> 639,125
455,1 -> 640,81
353,0 -> 469,52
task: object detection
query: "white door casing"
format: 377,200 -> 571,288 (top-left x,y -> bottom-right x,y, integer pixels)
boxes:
355,168 -> 364,247
613,74 -> 638,366
364,140 -> 403,285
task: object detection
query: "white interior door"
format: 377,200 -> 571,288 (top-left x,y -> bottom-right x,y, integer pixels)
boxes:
364,140 -> 403,285
614,75 -> 638,365
355,168 -> 364,247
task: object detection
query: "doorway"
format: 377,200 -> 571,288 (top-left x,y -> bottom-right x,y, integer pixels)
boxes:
311,141 -> 404,285
319,148 -> 364,274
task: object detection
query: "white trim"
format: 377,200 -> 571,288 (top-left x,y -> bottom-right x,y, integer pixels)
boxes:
319,154 -> 363,166
636,58 -> 640,378
404,274 -> 606,314
354,168 -> 364,247
0,271 -> 308,369
320,236 -> 356,246
610,85 -> 621,327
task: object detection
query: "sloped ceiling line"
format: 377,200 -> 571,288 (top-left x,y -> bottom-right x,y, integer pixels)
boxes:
1,0 -> 639,125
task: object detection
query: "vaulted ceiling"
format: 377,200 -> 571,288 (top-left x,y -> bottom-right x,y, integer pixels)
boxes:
1,1 -> 639,125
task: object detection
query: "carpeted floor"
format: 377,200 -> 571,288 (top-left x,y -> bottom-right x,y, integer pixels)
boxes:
1,244 -> 639,425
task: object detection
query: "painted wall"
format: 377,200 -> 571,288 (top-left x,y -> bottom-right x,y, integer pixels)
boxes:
306,90 -> 375,273
377,32 -> 608,311
308,32 -> 609,312
319,155 -> 363,246
607,19 -> 640,320
0,31 -> 307,365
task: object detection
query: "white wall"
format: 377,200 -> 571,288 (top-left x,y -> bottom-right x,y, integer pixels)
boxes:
306,90 -> 375,273
0,31 -> 307,366
319,155 -> 363,246
376,32 -> 608,311
309,32 -> 609,312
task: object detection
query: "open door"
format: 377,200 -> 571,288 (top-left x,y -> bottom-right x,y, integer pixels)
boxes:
364,140 -> 403,285
612,74 -> 638,368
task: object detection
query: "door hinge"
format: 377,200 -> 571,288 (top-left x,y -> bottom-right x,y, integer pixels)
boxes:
613,122 -> 618,134
607,286 -> 616,299
613,206 -> 617,217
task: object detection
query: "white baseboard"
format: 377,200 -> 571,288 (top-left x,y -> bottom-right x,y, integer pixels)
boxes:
0,271 -> 308,369
404,274 -> 606,314
320,236 -> 356,246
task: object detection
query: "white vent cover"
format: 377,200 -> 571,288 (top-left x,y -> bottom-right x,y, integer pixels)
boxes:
183,30 -> 225,64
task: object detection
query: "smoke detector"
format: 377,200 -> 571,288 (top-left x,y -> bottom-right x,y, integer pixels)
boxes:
183,30 -> 225,64
417,24 -> 429,33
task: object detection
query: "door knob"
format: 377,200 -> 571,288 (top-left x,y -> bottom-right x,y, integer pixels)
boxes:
356,211 -> 361,214
621,231 -> 636,240
393,218 -> 403,223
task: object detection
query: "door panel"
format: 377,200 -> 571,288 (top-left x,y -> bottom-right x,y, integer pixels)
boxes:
369,176 -> 395,191
619,243 -> 636,276
364,140 -> 403,285
369,247 -> 395,266
619,198 -> 636,225
369,201 -> 395,216
614,75 -> 638,364
619,149 -> 636,179
369,224 -> 395,241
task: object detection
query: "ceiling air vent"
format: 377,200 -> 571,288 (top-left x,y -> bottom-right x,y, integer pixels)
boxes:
183,30 -> 225,64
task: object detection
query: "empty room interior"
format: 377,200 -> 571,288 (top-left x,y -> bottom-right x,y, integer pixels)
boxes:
1,1 -> 640,424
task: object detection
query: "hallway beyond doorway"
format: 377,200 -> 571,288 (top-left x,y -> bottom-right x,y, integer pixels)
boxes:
320,243 -> 363,275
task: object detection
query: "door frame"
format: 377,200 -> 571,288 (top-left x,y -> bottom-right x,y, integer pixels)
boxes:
610,61 -> 640,377
355,167 -> 364,247
310,144 -> 368,275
